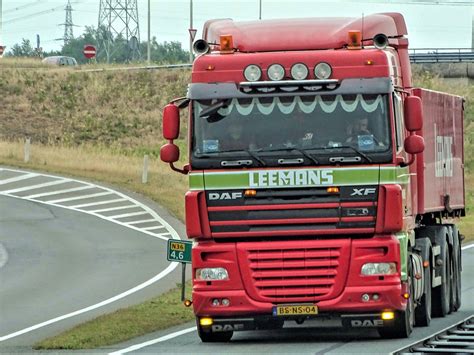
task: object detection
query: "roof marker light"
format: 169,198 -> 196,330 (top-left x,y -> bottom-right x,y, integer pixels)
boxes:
267,64 -> 285,81
244,64 -> 262,82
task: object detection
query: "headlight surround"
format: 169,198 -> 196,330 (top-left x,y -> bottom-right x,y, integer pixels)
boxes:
290,63 -> 309,80
267,63 -> 285,81
243,64 -> 262,82
361,262 -> 397,276
196,267 -> 229,280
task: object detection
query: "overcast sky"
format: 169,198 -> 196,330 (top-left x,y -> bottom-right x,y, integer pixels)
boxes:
1,0 -> 473,53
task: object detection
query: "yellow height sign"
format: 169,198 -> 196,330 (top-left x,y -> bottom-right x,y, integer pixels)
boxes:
167,239 -> 192,263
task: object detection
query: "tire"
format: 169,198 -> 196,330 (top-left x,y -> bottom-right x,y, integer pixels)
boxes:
378,254 -> 414,339
197,319 -> 233,343
452,227 -> 462,311
414,254 -> 432,327
432,243 -> 451,317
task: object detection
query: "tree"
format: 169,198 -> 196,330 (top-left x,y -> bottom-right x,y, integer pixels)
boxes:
9,39 -> 36,57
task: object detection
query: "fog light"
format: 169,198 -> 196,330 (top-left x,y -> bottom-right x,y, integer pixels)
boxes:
212,299 -> 220,306
200,317 -> 213,326
361,293 -> 370,302
381,311 -> 395,320
372,294 -> 380,301
222,298 -> 230,306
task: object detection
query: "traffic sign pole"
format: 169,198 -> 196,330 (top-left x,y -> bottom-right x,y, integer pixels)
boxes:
181,263 -> 186,301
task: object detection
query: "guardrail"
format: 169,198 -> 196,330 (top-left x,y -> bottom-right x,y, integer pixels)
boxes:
409,48 -> 474,63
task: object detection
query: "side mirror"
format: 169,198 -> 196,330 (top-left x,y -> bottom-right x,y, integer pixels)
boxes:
160,143 -> 180,163
404,96 -> 423,132
163,103 -> 180,140
404,135 -> 424,155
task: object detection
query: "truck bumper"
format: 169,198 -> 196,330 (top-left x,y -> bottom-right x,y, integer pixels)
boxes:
193,235 -> 407,323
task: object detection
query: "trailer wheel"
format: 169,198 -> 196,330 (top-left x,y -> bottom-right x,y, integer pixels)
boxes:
197,320 -> 233,343
414,255 -> 431,327
432,242 -> 451,317
452,226 -> 462,311
378,255 -> 414,339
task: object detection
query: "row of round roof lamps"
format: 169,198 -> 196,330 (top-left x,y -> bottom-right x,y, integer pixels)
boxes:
243,62 -> 332,82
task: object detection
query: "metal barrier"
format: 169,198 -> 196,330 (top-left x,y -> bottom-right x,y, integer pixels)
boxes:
409,48 -> 474,63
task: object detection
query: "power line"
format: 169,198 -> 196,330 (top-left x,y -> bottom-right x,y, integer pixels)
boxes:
3,0 -> 42,15
3,5 -> 65,25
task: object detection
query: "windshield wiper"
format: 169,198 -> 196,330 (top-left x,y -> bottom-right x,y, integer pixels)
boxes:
199,99 -> 229,119
198,149 -> 267,167
256,147 -> 319,165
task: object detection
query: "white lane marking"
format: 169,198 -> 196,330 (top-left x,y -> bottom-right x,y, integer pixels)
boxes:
127,219 -> 157,225
142,226 -> 166,231
0,262 -> 179,342
149,232 -> 171,238
111,211 -> 149,219
0,243 -> 8,269
90,205 -> 138,213
47,191 -> 114,204
461,243 -> 474,250
71,198 -> 128,209
2,179 -> 67,194
0,167 -> 181,341
25,185 -> 94,199
0,173 -> 37,185
109,326 -> 197,355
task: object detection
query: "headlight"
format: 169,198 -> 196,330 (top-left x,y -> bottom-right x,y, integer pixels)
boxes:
267,63 -> 285,81
290,63 -> 309,80
361,262 -> 397,276
196,267 -> 229,280
314,62 -> 332,79
244,64 -> 262,82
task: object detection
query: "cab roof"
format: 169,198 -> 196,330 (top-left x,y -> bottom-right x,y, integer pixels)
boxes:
203,13 -> 408,52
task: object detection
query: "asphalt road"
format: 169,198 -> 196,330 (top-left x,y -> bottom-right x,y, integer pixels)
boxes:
0,185 -> 185,353
107,245 -> 474,355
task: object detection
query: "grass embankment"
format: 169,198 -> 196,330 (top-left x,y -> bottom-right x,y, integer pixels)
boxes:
0,60 -> 472,349
34,282 -> 192,350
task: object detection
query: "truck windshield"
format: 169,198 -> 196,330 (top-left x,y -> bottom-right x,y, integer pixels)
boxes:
192,94 -> 391,167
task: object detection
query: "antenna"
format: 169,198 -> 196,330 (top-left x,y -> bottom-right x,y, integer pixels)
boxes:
361,13 -> 364,49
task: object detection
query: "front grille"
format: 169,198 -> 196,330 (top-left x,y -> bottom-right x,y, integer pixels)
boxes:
237,239 -> 351,303
207,186 -> 377,238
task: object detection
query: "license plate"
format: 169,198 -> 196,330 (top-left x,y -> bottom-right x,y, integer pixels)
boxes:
273,304 -> 318,316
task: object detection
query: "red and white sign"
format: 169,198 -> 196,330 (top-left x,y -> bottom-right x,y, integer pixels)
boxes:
83,44 -> 96,59
189,28 -> 197,42
0,46 -> 5,56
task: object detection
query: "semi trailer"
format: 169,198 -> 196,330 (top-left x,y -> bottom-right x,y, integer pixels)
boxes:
160,13 -> 465,341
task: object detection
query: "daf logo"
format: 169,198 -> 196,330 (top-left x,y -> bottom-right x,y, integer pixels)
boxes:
351,319 -> 383,327
212,324 -> 244,332
351,188 -> 376,196
209,192 -> 243,200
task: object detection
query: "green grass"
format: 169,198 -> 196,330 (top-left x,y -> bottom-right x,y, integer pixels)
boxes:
34,282 -> 194,350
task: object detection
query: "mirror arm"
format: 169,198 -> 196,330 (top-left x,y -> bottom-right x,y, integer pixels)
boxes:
399,154 -> 415,167
170,163 -> 190,175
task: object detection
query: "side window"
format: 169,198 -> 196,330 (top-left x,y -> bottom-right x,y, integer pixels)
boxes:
393,92 -> 405,151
